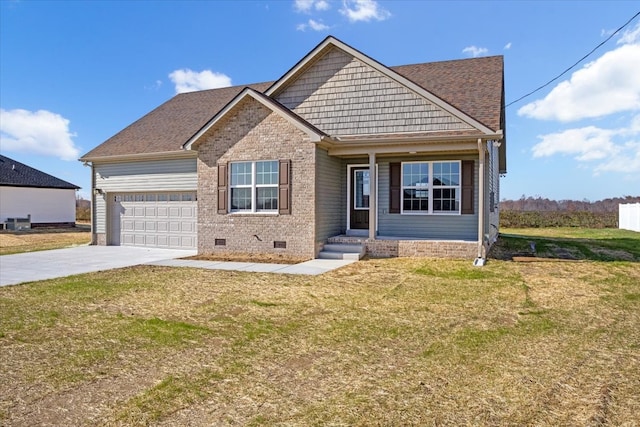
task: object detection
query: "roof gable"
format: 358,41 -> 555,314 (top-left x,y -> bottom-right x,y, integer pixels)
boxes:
274,46 -> 479,137
0,155 -> 80,189
266,36 -> 500,136
184,88 -> 326,150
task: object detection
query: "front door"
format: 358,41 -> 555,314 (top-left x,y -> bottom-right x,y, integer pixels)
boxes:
350,167 -> 370,230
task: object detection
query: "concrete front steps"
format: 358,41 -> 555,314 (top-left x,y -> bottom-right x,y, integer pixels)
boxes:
318,243 -> 366,260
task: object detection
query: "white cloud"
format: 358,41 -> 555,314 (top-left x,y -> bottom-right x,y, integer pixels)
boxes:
294,0 -> 330,13
532,126 -> 619,161
462,45 -> 488,57
340,0 -> 390,22
504,42 -> 512,50
168,69 -> 232,94
297,18 -> 330,31
0,108 -> 80,161
531,116 -> 640,174
518,40 -> 640,122
617,21 -> 640,45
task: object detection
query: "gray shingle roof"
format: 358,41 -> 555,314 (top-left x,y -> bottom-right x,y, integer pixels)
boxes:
0,154 -> 80,189
81,50 -> 504,161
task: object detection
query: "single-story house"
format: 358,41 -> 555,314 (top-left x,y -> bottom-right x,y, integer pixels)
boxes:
80,36 -> 506,262
0,154 -> 80,228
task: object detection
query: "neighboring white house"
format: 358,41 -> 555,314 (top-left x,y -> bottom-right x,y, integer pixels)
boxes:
619,203 -> 640,232
0,154 -> 80,227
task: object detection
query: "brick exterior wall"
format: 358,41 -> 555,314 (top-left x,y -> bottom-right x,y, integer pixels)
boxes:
196,97 -> 317,259
95,233 -> 106,246
328,236 -> 477,259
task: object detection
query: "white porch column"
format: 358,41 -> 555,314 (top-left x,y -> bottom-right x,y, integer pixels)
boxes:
368,151 -> 377,240
477,139 -> 486,259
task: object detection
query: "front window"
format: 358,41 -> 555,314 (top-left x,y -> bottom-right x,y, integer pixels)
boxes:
230,161 -> 278,212
402,161 -> 460,214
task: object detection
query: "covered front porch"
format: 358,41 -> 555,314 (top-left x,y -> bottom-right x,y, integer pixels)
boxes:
317,134 -> 501,261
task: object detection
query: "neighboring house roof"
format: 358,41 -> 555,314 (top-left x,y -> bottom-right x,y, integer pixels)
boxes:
81,37 -> 504,161
0,154 -> 80,190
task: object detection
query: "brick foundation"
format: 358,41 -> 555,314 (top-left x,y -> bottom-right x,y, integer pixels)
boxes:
328,236 -> 478,259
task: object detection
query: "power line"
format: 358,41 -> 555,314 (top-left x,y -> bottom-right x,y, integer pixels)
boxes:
505,10 -> 640,109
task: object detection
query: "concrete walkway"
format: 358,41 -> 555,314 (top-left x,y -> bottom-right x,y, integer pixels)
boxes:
0,246 -> 357,287
147,258 -> 356,275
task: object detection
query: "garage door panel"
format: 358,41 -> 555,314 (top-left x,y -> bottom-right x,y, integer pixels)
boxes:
112,192 -> 196,249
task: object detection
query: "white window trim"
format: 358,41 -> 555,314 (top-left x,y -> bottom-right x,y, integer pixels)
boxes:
229,160 -> 279,214
401,160 -> 462,216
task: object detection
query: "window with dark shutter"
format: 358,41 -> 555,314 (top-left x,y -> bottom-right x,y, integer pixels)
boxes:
461,160 -> 474,214
217,163 -> 228,214
278,159 -> 291,215
389,162 -> 401,214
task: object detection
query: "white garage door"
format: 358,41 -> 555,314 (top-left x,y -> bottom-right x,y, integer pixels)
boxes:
111,192 -> 197,249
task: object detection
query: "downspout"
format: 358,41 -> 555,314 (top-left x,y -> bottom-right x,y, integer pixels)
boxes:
89,162 -> 96,245
474,139 -> 486,266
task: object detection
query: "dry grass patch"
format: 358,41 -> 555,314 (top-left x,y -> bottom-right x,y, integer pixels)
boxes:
0,225 -> 91,255
1,251 -> 639,425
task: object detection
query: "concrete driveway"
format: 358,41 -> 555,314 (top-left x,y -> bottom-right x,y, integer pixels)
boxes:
0,246 -> 196,287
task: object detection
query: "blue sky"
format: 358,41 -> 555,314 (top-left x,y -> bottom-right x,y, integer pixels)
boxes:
1,0 -> 639,201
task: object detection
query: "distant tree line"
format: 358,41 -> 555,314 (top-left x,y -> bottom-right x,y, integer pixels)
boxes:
76,195 -> 91,222
500,195 -> 640,228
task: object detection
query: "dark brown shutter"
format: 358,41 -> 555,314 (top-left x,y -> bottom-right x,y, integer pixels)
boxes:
461,160 -> 474,214
217,163 -> 228,214
279,159 -> 291,215
389,162 -> 401,214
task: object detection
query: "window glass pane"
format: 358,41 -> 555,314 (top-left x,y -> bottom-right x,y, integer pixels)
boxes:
157,194 -> 168,202
231,162 -> 252,186
169,193 -> 180,201
257,187 -> 278,211
403,189 -> 429,212
231,188 -> 252,211
256,161 -> 278,185
403,163 -> 428,187
354,170 -> 370,209
433,161 -> 460,186
433,188 -> 459,212
182,193 -> 193,201
145,194 -> 157,202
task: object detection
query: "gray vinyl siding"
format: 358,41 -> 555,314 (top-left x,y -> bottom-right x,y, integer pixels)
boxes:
315,148 -> 345,241
376,159 -> 478,240
276,47 -> 474,136
93,158 -> 197,234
